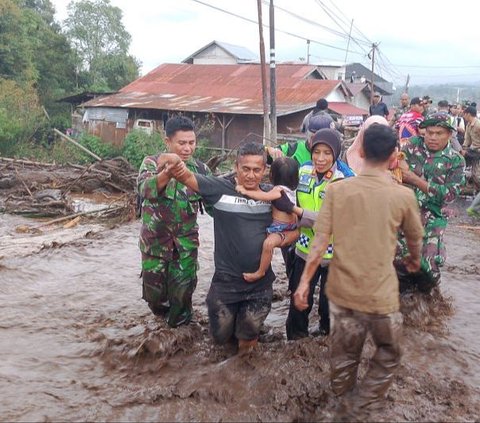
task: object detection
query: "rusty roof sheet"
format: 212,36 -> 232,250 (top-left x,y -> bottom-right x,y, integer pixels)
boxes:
84,63 -> 349,116
328,101 -> 368,116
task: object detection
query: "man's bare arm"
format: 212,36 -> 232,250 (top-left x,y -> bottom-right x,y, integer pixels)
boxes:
169,160 -> 200,192
404,238 -> 422,272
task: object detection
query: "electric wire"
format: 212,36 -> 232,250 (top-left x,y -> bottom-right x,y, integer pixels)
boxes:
189,0 -> 366,56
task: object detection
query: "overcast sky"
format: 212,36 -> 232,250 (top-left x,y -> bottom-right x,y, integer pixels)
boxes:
52,0 -> 480,88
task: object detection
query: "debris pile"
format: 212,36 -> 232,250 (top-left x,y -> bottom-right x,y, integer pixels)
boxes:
0,156 -> 137,219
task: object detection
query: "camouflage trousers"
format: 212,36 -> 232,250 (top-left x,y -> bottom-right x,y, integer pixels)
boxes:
330,302 -> 403,409
395,223 -> 446,293
141,250 -> 198,327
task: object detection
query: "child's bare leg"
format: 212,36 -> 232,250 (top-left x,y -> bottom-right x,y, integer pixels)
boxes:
243,233 -> 283,282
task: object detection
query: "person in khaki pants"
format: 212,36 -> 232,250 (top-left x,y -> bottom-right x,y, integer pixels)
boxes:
294,124 -> 424,416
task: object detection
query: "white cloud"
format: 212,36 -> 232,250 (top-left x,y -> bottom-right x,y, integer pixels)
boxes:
51,0 -> 480,85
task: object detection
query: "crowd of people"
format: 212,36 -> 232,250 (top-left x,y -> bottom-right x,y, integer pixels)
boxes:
136,93 -> 478,415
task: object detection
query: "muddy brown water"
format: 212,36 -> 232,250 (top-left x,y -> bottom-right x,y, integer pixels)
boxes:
0,209 -> 479,421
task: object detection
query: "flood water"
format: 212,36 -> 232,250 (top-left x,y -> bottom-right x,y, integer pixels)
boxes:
0,211 -> 479,421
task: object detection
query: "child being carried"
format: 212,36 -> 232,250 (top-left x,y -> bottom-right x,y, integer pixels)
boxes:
236,157 -> 300,282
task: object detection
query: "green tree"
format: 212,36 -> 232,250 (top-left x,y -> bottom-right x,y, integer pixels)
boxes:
0,78 -> 44,155
65,0 -> 139,89
20,2 -> 76,104
0,0 -> 36,82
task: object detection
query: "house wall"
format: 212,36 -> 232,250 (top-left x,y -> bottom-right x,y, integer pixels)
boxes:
326,91 -> 348,102
318,65 -> 346,81
351,92 -> 371,110
193,45 -> 237,65
82,107 -> 129,147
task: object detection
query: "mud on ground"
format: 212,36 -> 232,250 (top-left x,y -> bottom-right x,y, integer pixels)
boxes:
0,199 -> 479,422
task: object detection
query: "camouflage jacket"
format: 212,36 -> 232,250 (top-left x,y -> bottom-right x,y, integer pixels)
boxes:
402,136 -> 465,227
137,154 -> 210,258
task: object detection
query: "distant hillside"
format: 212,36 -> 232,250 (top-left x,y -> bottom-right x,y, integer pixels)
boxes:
389,83 -> 480,106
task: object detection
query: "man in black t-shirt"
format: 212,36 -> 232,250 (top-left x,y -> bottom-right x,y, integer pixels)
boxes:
167,142 -> 294,354
369,92 -> 389,118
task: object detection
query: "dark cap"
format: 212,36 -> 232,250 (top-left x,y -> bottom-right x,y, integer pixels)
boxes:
410,97 -> 422,106
419,112 -> 455,131
307,114 -> 334,133
309,128 -> 341,161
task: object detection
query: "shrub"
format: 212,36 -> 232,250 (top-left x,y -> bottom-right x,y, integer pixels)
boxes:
77,133 -> 120,160
122,130 -> 165,169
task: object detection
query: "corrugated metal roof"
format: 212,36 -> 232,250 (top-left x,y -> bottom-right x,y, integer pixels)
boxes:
215,41 -> 258,62
84,63 -> 348,116
346,83 -> 368,96
182,40 -> 258,64
328,102 -> 368,116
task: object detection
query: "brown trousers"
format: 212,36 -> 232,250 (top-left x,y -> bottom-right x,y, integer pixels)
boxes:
329,302 -> 403,409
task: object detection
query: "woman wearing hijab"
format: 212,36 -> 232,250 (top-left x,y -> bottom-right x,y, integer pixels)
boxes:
346,115 -> 389,174
286,128 -> 354,340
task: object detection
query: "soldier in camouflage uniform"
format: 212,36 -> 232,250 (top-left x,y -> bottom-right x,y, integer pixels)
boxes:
389,92 -> 410,128
396,113 -> 465,292
137,116 -> 210,327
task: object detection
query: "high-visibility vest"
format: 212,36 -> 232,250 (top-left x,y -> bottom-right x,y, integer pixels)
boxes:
295,162 -> 346,258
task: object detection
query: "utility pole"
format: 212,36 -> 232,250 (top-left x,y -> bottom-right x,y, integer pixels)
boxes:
269,0 -> 277,145
257,0 -> 270,145
369,42 -> 377,103
404,74 -> 410,93
344,19 -> 354,65
257,0 -> 270,144
306,39 -> 310,64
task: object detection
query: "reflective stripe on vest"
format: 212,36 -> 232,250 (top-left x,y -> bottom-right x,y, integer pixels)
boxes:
296,163 -> 344,257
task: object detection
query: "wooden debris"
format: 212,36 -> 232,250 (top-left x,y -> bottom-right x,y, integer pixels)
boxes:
54,128 -> 102,161
0,156 -> 137,219
63,216 -> 81,229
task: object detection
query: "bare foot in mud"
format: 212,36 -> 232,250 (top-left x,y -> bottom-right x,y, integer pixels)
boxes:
243,271 -> 264,282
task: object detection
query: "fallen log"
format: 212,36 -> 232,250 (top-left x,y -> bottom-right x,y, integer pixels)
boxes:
0,157 -> 57,167
36,205 -> 125,228
54,128 -> 102,161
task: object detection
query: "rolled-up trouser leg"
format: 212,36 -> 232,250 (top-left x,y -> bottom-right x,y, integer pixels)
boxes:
355,311 -> 403,409
329,302 -> 368,396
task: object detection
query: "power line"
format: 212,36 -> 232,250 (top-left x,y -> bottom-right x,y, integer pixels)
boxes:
390,64 -> 480,69
376,50 -> 406,81
323,0 -> 372,45
263,0 -> 371,47
314,0 -> 411,84
189,0 -> 365,56
313,0 -> 370,56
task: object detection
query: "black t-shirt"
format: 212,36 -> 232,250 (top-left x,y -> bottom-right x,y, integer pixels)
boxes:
196,174 -> 275,302
369,102 -> 389,117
